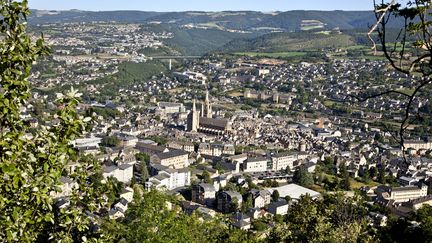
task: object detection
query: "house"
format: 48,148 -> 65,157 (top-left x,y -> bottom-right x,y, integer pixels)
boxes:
50,176 -> 78,199
103,163 -> 134,184
119,187 -> 134,202
247,208 -> 267,219
192,183 -> 216,207
109,198 -> 129,220
217,191 -> 243,213
268,200 -> 289,215
249,189 -> 271,208
369,212 -> 388,227
168,140 -> 195,153
231,212 -> 251,230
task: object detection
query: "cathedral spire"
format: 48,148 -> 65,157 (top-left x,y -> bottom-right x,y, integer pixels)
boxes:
192,99 -> 196,112
203,90 -> 212,118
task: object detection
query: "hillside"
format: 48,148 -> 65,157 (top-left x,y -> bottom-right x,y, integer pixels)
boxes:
163,26 -> 259,55
29,10 -> 403,32
221,31 -> 356,53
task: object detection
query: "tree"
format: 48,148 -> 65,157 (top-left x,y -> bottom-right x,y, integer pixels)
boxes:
229,197 -> 240,213
293,167 -> 314,187
201,170 -> 213,184
242,194 -> 254,212
362,168 -> 371,183
378,165 -> 386,184
285,165 -> 291,174
269,194 -> 372,242
351,1 -> 432,164
341,175 -> 352,191
101,135 -> 120,147
107,188 -> 258,242
272,190 -> 280,202
0,2 -> 116,241
369,166 -> 378,179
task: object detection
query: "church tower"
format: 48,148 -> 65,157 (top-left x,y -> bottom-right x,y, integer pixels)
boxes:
187,99 -> 199,132
202,90 -> 212,118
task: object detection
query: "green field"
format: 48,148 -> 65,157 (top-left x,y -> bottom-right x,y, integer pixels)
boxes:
234,51 -> 307,58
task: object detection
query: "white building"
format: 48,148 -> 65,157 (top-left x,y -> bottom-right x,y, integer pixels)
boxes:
271,153 -> 299,171
243,157 -> 268,172
145,166 -> 191,191
268,200 -> 289,215
103,163 -> 134,184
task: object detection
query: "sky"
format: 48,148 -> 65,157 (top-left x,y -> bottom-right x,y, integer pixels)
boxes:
28,0 -> 381,12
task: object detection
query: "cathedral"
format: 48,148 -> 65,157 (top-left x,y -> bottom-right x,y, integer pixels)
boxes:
187,91 -> 231,135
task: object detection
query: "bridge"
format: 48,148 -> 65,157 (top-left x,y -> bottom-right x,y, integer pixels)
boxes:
148,55 -> 203,70
148,56 -> 202,60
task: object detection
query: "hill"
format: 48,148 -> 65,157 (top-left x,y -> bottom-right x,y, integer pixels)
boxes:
29,10 -> 403,32
221,31 -> 356,53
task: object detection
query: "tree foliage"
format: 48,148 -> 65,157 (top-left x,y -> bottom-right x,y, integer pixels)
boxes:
293,167 -> 314,187
106,188 -> 259,242
269,194 -> 373,242
0,1 -> 115,241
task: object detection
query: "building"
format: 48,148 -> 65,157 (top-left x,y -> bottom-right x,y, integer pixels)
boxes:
250,189 -> 271,208
268,184 -> 321,200
150,149 -> 189,169
404,140 -> 432,152
145,165 -> 191,191
243,157 -> 268,172
167,140 -> 195,153
201,91 -> 212,118
50,177 -> 78,199
231,212 -> 251,230
115,133 -> 138,147
271,153 -> 299,171
103,163 -> 134,184
191,183 -> 216,206
198,143 -> 235,157
135,142 -> 169,155
268,200 -> 289,215
385,185 -> 428,203
407,195 -> 432,210
399,176 -> 418,186
187,94 -> 231,135
72,137 -> 102,148
157,102 -> 185,114
217,191 -> 243,213
187,99 -> 200,132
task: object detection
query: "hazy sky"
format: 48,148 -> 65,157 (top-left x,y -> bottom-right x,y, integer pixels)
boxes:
29,0 -> 380,12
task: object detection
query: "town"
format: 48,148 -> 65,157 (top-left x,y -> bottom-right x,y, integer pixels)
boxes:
2,0 -> 431,240
23,20 -> 432,234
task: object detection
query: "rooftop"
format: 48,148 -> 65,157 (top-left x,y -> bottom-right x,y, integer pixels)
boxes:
268,184 -> 321,199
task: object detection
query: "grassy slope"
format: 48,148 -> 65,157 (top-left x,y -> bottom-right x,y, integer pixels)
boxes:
223,32 -> 356,53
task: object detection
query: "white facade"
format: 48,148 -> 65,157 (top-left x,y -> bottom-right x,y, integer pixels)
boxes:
146,168 -> 191,191
103,164 -> 134,184
243,158 -> 268,172
271,154 -> 298,171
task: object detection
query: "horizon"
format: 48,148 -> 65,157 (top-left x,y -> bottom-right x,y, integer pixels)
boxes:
31,9 -> 377,13
29,0 -> 380,12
